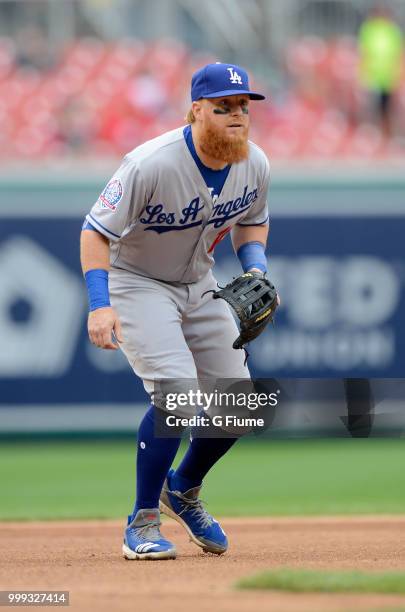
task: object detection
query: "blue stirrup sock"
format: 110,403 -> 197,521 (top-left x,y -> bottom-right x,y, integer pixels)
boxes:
236,241 -> 267,273
171,435 -> 238,493
132,406 -> 182,517
132,406 -> 239,512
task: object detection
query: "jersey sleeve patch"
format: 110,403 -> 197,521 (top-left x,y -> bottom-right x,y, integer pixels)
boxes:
97,179 -> 123,212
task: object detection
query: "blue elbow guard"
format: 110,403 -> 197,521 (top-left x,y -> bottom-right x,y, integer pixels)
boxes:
236,241 -> 267,273
84,269 -> 111,311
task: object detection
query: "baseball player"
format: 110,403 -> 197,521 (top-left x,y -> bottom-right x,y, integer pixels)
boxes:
81,62 -> 270,560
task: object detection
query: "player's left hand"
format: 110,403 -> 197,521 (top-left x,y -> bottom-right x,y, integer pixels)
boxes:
211,270 -> 279,350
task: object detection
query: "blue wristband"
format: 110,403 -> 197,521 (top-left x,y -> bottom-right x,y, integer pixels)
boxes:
84,269 -> 111,311
236,241 -> 267,273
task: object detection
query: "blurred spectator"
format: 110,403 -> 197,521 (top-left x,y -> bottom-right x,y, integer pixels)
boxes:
56,97 -> 98,155
127,68 -> 169,119
358,5 -> 403,137
14,25 -> 55,72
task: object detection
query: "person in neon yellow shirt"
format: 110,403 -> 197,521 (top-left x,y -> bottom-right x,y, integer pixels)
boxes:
358,6 -> 403,136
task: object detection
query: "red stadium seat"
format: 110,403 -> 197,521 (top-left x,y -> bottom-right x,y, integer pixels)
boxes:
3,35 -> 403,160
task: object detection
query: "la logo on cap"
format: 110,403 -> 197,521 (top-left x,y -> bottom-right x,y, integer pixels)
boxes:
227,67 -> 242,85
190,62 -> 266,101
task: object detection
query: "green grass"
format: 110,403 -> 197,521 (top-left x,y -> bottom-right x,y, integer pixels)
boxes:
237,568 -> 405,594
0,439 -> 404,520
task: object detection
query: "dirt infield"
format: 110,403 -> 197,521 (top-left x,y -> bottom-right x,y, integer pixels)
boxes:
1,516 -> 405,612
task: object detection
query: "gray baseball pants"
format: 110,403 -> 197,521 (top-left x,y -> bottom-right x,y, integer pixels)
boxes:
109,268 -> 249,400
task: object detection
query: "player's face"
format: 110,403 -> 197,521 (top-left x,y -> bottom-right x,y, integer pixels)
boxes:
195,95 -> 250,163
202,95 -> 250,139
206,95 -> 250,133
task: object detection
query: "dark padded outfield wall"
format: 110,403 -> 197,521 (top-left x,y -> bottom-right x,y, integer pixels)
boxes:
1,171 -> 404,434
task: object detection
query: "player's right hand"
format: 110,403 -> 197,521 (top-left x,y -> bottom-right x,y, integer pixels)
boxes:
87,306 -> 123,350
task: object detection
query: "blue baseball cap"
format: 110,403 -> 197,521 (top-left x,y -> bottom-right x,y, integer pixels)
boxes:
191,62 -> 265,101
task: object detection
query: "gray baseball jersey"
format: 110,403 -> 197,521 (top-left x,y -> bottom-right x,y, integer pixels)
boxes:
86,126 -> 270,283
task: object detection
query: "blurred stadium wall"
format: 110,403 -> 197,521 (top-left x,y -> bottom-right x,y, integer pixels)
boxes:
0,0 -> 404,436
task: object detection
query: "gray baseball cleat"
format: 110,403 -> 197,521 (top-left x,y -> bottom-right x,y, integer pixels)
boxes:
122,508 -> 177,560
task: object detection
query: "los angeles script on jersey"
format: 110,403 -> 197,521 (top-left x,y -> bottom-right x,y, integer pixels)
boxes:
140,185 -> 258,233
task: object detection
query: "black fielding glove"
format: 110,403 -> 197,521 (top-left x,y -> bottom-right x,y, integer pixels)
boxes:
211,271 -> 278,349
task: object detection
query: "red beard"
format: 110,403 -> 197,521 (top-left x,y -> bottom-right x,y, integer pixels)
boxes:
199,121 -> 249,164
